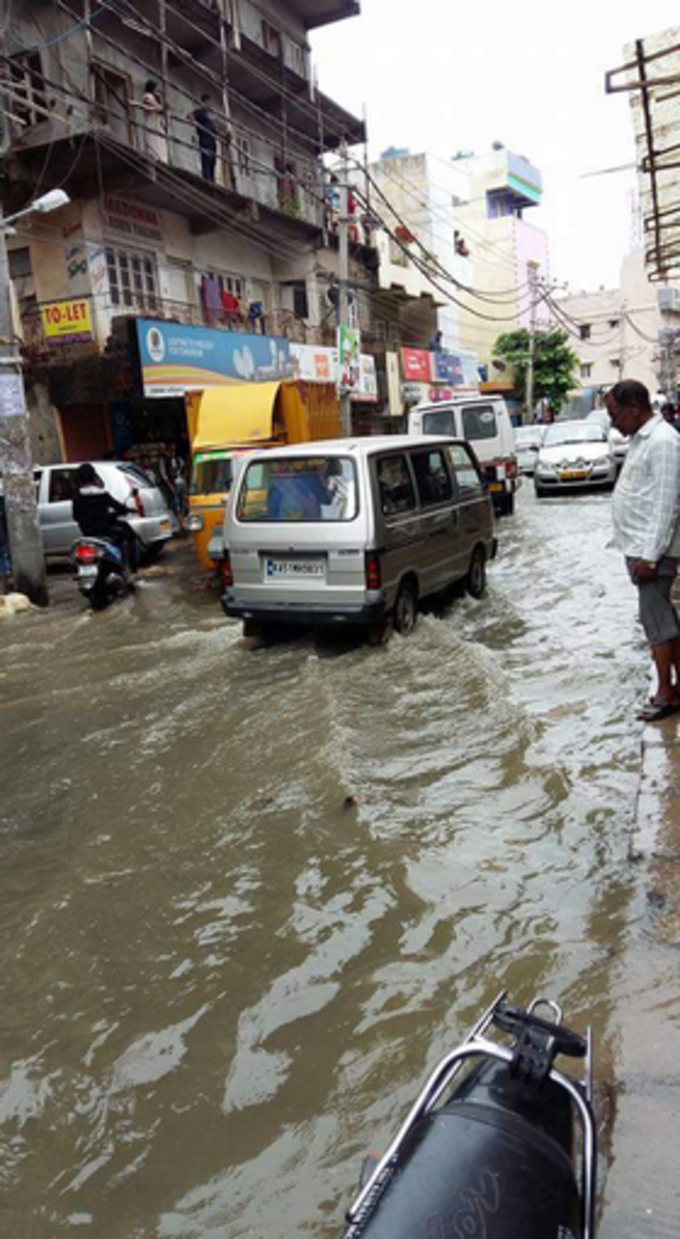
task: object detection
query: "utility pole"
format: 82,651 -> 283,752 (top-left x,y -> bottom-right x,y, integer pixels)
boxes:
0,25 -> 48,604
338,139 -> 352,437
525,264 -> 538,424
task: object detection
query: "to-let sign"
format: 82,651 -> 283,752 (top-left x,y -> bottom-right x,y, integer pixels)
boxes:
41,298 -> 94,344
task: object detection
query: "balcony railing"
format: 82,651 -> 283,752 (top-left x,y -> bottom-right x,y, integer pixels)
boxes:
18,296 -> 318,360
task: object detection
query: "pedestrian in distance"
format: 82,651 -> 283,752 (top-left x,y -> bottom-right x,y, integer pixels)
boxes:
190,95 -> 218,182
606,380 -> 680,721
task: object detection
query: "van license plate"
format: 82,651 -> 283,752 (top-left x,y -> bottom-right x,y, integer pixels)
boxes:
266,558 -> 325,579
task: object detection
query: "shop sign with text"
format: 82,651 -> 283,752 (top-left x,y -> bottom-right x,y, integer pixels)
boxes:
41,298 -> 94,345
102,194 -> 163,246
291,343 -> 378,402
136,319 -> 294,397
401,347 -> 432,383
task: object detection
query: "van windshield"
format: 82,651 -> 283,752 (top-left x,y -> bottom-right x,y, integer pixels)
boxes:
422,409 -> 455,437
191,456 -> 234,495
237,457 -> 358,522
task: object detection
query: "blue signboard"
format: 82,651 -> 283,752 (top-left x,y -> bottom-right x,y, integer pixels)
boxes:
135,318 -> 294,397
432,351 -> 464,385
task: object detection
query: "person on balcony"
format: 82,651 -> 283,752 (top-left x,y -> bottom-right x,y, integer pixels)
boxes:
190,96 -> 218,183
134,81 -> 168,163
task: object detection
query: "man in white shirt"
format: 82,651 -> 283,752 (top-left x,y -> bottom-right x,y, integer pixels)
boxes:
607,380 -> 680,721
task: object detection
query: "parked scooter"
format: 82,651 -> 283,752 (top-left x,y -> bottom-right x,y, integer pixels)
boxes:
72,536 -> 134,610
341,992 -> 597,1239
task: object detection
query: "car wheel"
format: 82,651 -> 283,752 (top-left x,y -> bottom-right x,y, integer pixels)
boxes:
393,579 -> 418,636
367,616 -> 393,646
466,546 -> 487,599
497,492 -> 515,517
141,542 -> 165,564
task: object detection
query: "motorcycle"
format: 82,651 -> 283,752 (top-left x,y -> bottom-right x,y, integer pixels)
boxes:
72,535 -> 134,610
341,992 -> 597,1239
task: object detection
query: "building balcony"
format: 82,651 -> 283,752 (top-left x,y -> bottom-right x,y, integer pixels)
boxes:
3,131 -> 325,245
18,294 -> 318,364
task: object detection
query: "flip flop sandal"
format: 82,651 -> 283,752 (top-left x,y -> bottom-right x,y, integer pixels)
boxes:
637,701 -> 680,722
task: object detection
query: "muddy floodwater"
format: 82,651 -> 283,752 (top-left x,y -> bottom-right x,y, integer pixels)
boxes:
0,488 -> 668,1237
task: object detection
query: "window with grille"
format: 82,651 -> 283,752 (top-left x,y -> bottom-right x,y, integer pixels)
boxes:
9,51 -> 46,128
198,270 -> 244,299
8,248 -> 33,279
106,248 -> 158,311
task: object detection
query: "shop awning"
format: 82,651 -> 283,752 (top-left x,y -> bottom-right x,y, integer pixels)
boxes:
190,382 -> 282,450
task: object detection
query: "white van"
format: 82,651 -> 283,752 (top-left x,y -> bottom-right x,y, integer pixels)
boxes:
221,435 -> 496,640
408,396 -> 518,516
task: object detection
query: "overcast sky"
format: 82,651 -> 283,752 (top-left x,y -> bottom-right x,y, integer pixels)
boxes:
312,1 -> 680,294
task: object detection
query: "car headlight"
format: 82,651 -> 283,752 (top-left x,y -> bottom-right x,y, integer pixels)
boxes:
187,514 -> 204,532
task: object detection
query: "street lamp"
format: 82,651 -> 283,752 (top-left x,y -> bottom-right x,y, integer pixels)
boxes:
0,188 -> 71,606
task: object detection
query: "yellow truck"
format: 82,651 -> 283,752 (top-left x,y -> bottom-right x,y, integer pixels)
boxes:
187,379 -> 341,570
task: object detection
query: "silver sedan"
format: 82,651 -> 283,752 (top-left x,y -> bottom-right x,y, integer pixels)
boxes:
534,422 -> 617,496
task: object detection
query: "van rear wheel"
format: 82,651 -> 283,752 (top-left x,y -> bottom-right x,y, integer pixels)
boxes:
393,580 -> 418,636
466,547 -> 487,599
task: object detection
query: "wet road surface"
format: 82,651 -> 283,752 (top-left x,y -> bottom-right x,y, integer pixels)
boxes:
0,486 -> 674,1237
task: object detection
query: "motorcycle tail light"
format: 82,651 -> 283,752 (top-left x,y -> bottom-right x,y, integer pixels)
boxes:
76,543 -> 99,564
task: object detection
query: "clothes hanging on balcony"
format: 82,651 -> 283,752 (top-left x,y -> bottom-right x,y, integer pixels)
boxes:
221,290 -> 240,327
248,301 -> 266,334
201,275 -> 223,322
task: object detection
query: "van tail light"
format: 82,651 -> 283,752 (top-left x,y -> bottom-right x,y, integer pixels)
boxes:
365,551 -> 382,591
505,458 -> 518,479
76,542 -> 100,564
132,489 -> 146,517
220,551 -> 233,588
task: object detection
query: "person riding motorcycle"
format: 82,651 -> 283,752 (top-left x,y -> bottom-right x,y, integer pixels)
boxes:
72,463 -> 139,572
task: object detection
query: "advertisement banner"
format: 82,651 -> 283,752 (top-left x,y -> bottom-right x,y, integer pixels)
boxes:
41,298 -> 94,345
432,351 -> 464,385
136,319 -> 294,397
337,326 -> 361,391
386,351 -> 403,417
401,347 -> 432,383
291,343 -> 378,402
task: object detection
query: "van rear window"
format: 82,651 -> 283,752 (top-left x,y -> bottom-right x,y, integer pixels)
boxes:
461,405 -> 497,440
422,409 -> 455,437
237,457 -> 358,522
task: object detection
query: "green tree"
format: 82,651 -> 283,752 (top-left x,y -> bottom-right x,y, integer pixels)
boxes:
492,328 -> 579,411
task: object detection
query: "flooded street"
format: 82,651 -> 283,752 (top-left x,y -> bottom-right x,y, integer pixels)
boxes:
0,486 -> 670,1237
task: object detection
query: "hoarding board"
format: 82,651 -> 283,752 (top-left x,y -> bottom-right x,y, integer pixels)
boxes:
135,319 -> 294,397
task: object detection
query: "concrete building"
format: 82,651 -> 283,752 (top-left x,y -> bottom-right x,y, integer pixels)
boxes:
608,28 -> 680,284
555,251 -> 680,401
1,0 -> 371,461
453,146 -> 550,376
367,149 -> 474,353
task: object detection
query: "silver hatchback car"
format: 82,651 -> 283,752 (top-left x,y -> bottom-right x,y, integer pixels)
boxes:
35,461 -> 172,558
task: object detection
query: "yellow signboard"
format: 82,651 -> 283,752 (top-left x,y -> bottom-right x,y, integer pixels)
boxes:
41,298 -> 94,344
